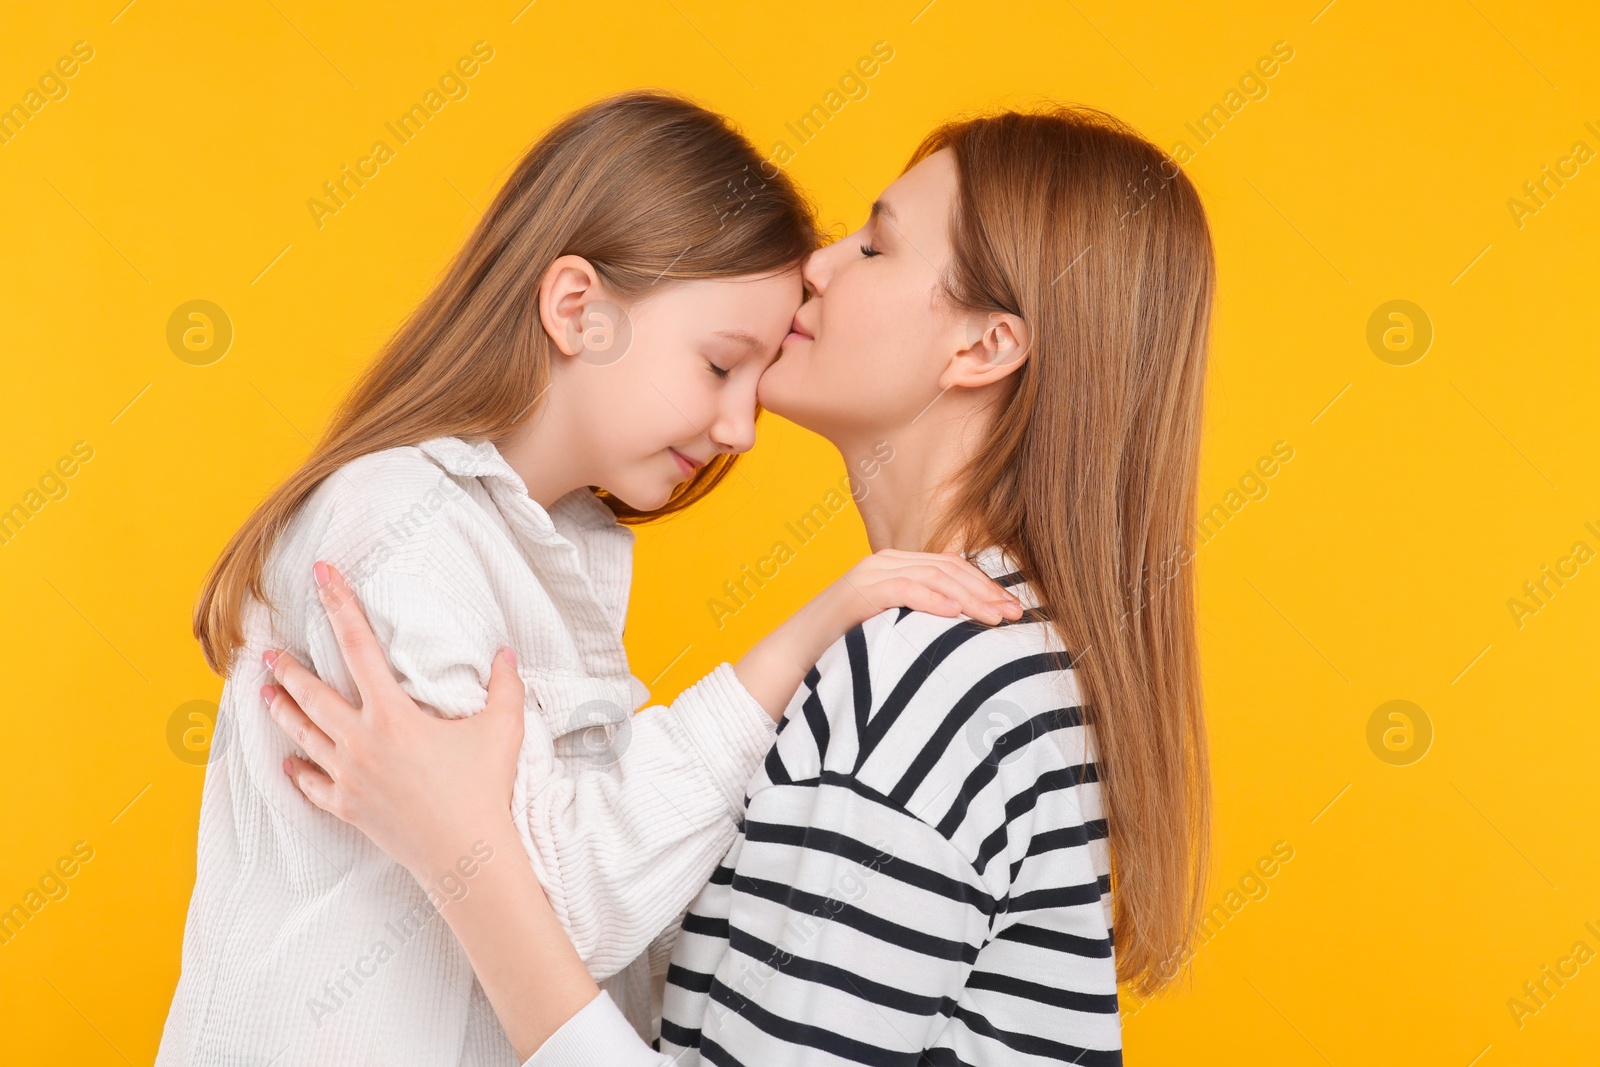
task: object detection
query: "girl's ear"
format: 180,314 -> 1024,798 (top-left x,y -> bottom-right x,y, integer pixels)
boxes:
537,255 -> 604,357
939,311 -> 1032,390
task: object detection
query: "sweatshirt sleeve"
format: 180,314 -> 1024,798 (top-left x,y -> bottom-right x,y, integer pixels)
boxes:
524,991 -> 669,1067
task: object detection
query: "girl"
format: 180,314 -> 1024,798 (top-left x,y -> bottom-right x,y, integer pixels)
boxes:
262,102 -> 1215,1065
158,91 -> 1020,1067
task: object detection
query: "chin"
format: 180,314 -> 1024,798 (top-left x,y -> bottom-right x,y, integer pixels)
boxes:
757,364 -> 819,428
760,387 -> 835,440
605,479 -> 676,513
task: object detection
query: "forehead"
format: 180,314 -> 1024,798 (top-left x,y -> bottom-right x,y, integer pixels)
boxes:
644,270 -> 801,342
874,148 -> 957,257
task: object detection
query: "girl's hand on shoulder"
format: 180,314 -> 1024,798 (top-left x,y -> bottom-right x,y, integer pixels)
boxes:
825,549 -> 1023,630
734,549 -> 1023,721
262,562 -> 525,884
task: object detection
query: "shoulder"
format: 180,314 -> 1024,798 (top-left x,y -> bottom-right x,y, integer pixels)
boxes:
306,443 -> 475,534
852,602 -> 1087,788
758,565 -> 1101,883
259,440 -> 497,611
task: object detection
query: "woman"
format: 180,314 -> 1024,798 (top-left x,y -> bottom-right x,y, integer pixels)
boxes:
263,102 -> 1215,1065
159,91 -> 1020,1067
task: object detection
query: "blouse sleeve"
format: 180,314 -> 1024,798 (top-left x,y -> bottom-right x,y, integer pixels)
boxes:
513,662 -> 778,981
310,567 -> 777,984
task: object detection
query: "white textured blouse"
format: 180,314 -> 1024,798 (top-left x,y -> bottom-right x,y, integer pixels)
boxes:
156,436 -> 779,1067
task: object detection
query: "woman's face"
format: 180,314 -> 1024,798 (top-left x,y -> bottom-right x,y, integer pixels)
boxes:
757,149 -> 966,443
551,268 -> 801,511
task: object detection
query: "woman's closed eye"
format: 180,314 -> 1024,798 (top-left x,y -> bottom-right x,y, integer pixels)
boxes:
859,243 -> 882,258
707,360 -> 731,380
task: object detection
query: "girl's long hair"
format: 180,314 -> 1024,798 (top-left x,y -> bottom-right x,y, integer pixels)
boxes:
195,90 -> 819,674
913,106 -> 1215,996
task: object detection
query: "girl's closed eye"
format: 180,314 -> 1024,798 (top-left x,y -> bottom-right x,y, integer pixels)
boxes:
707,360 -> 732,380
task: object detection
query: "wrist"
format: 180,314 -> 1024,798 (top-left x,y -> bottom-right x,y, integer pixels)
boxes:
803,580 -> 857,650
408,817 -> 521,901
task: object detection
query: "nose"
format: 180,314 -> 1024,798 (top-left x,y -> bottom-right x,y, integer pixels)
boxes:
706,381 -> 760,456
800,242 -> 833,298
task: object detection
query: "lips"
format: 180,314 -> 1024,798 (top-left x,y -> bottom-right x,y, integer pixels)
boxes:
785,312 -> 814,342
669,448 -> 704,478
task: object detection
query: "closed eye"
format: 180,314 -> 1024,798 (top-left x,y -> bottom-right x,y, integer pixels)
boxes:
707,361 -> 731,380
860,243 -> 881,258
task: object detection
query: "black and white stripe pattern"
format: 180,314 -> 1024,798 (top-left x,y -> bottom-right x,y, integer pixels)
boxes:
658,546 -> 1121,1065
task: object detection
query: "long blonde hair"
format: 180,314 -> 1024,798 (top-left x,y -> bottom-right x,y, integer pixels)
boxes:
914,105 -> 1215,996
195,91 -> 819,674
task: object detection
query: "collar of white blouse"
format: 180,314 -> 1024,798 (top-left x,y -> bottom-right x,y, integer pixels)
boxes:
414,435 -> 644,728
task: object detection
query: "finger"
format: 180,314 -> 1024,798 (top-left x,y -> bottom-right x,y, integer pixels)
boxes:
927,557 -> 1025,619
264,648 -> 358,743
879,551 -> 1022,615
264,683 -> 337,768
879,576 -> 984,620
313,561 -> 403,708
897,565 -> 1008,624
932,553 -> 1022,602
282,754 -> 342,818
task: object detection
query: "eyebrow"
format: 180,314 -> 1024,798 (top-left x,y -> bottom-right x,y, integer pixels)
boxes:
869,199 -> 897,224
712,330 -> 765,352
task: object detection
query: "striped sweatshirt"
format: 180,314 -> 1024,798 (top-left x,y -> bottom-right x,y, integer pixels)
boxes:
529,544 -> 1122,1066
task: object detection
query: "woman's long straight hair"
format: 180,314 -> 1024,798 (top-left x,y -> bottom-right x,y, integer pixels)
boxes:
913,106 -> 1215,996
194,91 -> 819,674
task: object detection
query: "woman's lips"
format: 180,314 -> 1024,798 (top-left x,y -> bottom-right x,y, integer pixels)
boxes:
784,313 -> 813,347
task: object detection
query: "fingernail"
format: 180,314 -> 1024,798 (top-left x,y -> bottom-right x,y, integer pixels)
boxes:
314,561 -> 331,587
263,649 -> 280,670
282,757 -> 293,776
261,684 -> 275,708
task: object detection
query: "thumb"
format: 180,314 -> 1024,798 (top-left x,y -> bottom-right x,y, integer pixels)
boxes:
484,647 -> 526,740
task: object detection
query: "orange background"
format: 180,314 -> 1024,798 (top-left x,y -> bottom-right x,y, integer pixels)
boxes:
1,1 -> 1596,1063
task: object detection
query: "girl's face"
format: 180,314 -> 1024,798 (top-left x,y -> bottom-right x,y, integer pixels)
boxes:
548,268 -> 802,511
757,149 -> 966,442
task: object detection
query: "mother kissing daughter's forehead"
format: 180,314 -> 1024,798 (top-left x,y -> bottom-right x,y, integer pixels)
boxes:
160,86 -> 1213,1067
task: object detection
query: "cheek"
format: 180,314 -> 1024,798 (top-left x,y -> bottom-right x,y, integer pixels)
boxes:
638,360 -> 723,442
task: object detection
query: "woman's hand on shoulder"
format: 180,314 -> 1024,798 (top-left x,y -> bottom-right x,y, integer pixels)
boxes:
262,561 -> 525,883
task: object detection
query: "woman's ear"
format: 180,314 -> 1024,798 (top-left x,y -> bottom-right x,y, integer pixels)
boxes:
940,311 -> 1032,390
537,255 -> 604,358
